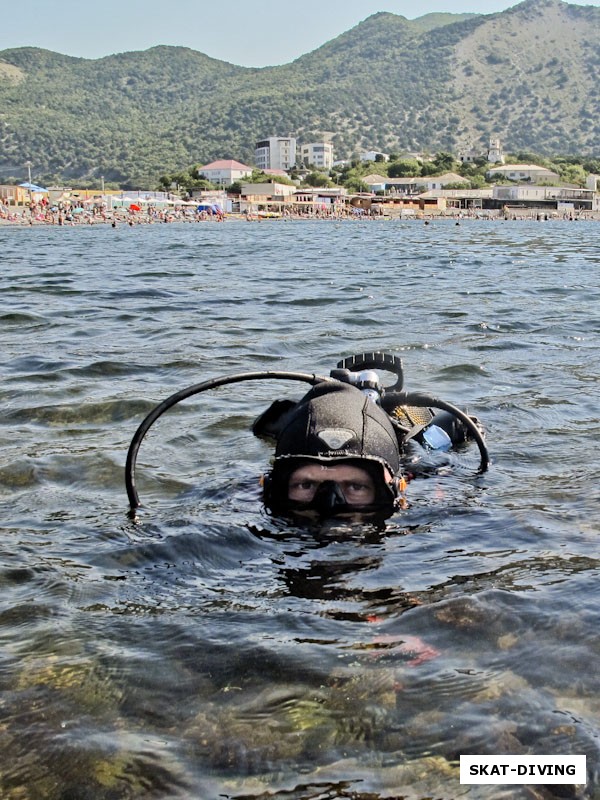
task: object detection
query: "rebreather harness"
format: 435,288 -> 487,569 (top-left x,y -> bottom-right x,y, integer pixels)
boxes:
125,352 -> 489,513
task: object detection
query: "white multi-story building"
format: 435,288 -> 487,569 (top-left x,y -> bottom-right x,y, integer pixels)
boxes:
487,137 -> 505,164
299,142 -> 334,171
255,137 -> 297,171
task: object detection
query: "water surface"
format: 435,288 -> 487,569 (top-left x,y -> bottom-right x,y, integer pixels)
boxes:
1,218 -> 599,799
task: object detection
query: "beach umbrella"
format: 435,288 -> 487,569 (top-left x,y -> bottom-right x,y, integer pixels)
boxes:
129,203 -> 141,212
19,182 -> 48,192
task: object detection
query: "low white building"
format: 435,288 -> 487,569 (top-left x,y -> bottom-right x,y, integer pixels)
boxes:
188,189 -> 231,211
293,187 -> 347,205
459,146 -> 481,164
360,151 -> 389,163
255,137 -> 297,171
363,172 -> 468,194
384,177 -> 425,194
299,142 -> 334,171
486,164 -> 559,183
361,174 -> 389,193
423,172 -> 469,190
197,160 -> 253,186
492,184 -> 597,211
239,181 -> 297,215
418,188 -> 494,209
241,182 -> 296,200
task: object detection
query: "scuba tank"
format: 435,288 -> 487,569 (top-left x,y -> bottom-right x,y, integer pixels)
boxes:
330,351 -> 482,454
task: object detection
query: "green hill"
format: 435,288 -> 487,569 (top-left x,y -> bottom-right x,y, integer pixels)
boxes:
0,0 -> 597,187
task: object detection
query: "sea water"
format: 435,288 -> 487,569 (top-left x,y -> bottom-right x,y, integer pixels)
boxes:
1,218 -> 599,799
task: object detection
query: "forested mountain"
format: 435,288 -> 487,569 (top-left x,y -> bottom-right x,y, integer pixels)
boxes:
0,0 -> 598,188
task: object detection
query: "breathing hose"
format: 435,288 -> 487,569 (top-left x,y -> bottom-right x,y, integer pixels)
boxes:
125,371 -> 331,511
125,373 -> 490,512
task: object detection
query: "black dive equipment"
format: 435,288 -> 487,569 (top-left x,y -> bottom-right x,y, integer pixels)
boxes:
332,351 -> 405,392
125,371 -> 329,512
124,352 -> 489,513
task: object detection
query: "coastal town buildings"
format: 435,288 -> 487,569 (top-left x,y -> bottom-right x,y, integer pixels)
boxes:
189,188 -> 231,211
361,173 -> 469,194
0,183 -> 48,205
487,137 -> 505,164
381,184 -> 598,214
458,145 -> 480,165
422,172 -> 470,190
459,137 -> 505,165
360,151 -> 390,163
241,182 -> 296,202
254,137 -> 297,171
586,174 -> 599,191
299,142 -> 334,171
491,184 -> 598,213
3,133 -> 598,220
293,187 -> 347,210
361,174 -> 389,192
486,164 -> 560,182
197,160 -> 253,186
235,183 -> 348,216
417,188 -> 493,211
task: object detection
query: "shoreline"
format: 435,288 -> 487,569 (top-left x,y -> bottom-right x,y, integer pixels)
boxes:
1,210 -> 599,228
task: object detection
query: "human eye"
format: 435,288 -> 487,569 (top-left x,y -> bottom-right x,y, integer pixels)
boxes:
338,478 -> 375,505
346,481 -> 370,495
288,478 -> 318,500
289,479 -> 314,490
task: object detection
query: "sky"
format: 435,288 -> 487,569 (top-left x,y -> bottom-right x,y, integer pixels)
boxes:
3,0 -> 599,67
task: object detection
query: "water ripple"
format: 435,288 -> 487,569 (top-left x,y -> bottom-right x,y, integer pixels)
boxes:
0,219 -> 599,798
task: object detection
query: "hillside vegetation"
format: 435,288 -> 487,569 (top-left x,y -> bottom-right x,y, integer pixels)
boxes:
0,0 -> 598,188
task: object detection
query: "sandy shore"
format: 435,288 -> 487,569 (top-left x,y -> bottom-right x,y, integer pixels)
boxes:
1,206 -> 599,227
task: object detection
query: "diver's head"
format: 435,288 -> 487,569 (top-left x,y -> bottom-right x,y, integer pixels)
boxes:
263,382 -> 402,520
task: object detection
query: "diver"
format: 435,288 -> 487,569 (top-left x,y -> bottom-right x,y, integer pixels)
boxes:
255,381 -> 404,521
125,351 -> 488,520
252,353 -> 487,523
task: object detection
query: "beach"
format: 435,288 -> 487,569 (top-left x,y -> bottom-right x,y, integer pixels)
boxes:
2,203 -> 599,226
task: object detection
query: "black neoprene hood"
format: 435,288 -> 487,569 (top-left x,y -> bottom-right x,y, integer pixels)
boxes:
273,382 -> 400,474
